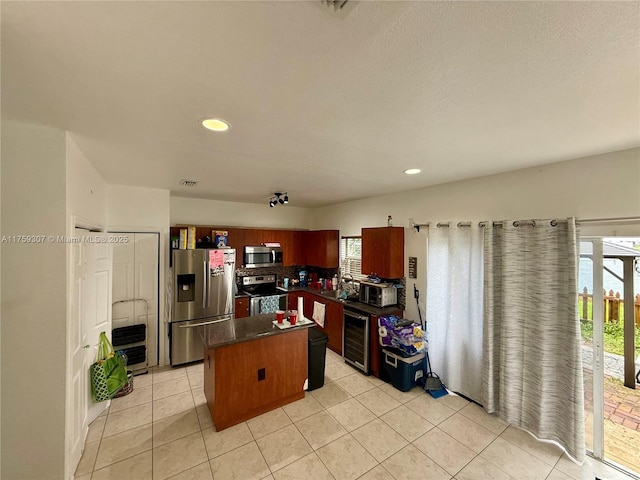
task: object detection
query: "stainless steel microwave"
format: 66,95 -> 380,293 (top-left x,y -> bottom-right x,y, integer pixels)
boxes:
359,281 -> 397,307
243,246 -> 283,268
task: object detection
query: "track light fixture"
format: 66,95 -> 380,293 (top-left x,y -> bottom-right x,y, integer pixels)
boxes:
269,192 -> 288,207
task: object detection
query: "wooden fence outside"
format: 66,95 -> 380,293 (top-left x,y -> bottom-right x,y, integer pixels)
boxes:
578,287 -> 640,325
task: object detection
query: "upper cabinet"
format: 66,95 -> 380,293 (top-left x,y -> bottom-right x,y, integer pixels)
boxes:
300,230 -> 339,268
170,226 -> 337,268
361,226 -> 404,278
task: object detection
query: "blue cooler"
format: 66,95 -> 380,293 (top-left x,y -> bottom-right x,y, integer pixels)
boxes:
382,348 -> 425,392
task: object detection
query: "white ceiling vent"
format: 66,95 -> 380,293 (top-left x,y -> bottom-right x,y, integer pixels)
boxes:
321,0 -> 357,14
180,179 -> 198,187
322,0 -> 348,11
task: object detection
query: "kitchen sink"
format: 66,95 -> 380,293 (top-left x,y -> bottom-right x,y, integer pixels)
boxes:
320,289 -> 341,299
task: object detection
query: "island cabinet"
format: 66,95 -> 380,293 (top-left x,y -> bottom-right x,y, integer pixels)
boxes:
202,315 -> 310,431
361,226 -> 405,279
234,297 -> 249,318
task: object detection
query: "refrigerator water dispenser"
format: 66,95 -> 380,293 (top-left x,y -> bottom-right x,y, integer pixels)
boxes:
177,274 -> 195,302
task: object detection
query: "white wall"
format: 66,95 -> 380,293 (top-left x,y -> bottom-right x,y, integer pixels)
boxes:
170,196 -> 313,230
66,134 -> 108,228
1,120 -> 68,479
107,185 -> 171,364
313,148 -> 640,323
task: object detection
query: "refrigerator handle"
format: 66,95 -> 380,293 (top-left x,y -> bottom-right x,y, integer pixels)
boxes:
203,261 -> 207,309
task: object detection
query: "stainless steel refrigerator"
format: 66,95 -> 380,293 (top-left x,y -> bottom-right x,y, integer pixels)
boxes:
170,248 -> 236,365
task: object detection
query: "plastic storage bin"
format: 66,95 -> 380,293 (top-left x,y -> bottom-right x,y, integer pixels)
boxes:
308,327 -> 329,391
382,348 -> 425,392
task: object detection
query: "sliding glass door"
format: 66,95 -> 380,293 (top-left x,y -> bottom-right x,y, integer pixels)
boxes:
579,237 -> 640,475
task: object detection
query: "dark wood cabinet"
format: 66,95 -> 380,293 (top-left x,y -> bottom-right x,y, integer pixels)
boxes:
291,291 -> 343,355
361,227 -> 404,278
242,229 -> 263,250
325,300 -> 344,354
170,226 -> 337,268
204,329 -> 307,431
300,230 -> 339,268
288,291 -> 305,311
235,297 -> 250,318
226,228 -> 245,253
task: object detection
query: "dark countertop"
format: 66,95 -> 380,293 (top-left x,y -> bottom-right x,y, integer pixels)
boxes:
277,286 -> 403,317
198,313 -> 314,349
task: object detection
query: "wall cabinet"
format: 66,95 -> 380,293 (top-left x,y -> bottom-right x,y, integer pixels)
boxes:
361,227 -> 404,279
235,297 -> 249,318
300,230 -> 339,268
170,226 -> 338,268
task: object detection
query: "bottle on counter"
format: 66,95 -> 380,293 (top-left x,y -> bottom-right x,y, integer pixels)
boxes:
332,274 -> 338,290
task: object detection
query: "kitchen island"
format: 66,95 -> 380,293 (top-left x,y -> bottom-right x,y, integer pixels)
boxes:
199,313 -> 314,431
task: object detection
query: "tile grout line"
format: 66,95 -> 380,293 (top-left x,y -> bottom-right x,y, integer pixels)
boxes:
83,362 -> 640,480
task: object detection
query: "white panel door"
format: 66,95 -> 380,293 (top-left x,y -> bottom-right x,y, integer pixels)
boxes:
111,232 -> 159,367
112,234 -> 135,329
134,233 -> 159,366
67,232 -> 113,477
67,231 -> 88,476
86,237 -> 113,425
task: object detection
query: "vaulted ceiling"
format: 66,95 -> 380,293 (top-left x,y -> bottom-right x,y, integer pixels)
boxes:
3,1 -> 639,207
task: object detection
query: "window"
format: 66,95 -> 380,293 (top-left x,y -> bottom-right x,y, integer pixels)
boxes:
340,236 -> 365,280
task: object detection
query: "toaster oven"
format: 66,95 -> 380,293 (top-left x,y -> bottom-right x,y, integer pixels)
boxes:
359,281 -> 397,307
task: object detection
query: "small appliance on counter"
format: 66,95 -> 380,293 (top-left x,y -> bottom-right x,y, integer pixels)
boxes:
359,281 -> 397,308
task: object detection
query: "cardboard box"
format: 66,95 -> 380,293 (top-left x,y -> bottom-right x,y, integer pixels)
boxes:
179,229 -> 187,249
186,226 -> 196,249
213,230 -> 228,248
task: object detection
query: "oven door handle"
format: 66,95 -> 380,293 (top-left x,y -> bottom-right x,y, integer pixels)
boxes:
345,311 -> 369,322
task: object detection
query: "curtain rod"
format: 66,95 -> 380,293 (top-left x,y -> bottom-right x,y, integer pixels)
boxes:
411,219 -> 561,230
576,216 -> 640,224
411,216 -> 640,232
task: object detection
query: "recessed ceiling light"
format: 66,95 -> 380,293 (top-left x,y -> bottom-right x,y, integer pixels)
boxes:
201,118 -> 230,132
403,168 -> 422,175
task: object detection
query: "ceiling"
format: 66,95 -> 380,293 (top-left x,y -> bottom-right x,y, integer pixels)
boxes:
2,1 -> 639,208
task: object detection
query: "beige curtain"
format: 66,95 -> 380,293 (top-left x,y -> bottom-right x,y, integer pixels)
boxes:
482,218 -> 585,462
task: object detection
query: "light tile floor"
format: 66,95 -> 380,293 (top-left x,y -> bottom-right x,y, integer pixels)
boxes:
76,349 -> 639,480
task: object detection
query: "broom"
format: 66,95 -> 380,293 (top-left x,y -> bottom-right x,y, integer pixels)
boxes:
414,284 -> 448,398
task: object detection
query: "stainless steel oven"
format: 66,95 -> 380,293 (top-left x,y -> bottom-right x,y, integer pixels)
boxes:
240,274 -> 288,316
342,307 -> 370,373
249,294 -> 288,316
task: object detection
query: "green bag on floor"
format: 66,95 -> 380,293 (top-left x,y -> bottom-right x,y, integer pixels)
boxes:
90,332 -> 128,402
